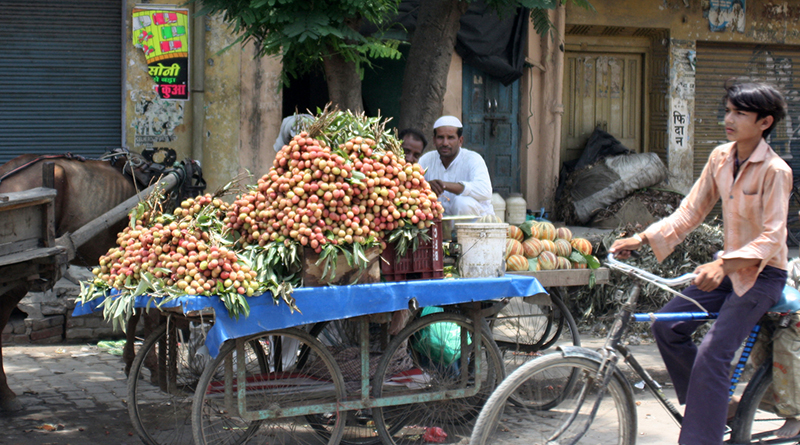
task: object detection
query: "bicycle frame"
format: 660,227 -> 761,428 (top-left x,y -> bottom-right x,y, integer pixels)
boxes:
550,254 -> 767,443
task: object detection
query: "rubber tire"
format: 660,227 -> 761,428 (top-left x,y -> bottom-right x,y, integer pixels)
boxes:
191,328 -> 346,445
492,290 -> 581,407
470,353 -> 637,445
128,322 -> 197,445
307,320 -> 386,445
371,311 -> 504,445
729,360 -> 795,443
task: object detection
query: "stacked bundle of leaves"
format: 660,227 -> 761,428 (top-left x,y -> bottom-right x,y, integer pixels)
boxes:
566,222 -> 724,336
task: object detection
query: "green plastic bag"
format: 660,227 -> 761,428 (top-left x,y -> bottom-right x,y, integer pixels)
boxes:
412,307 -> 471,366
97,339 -> 126,356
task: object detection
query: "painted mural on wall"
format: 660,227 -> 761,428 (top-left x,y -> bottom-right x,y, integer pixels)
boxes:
132,6 -> 189,100
703,0 -> 746,33
131,92 -> 185,147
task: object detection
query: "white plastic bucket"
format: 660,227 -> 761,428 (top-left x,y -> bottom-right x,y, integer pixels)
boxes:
456,222 -> 508,278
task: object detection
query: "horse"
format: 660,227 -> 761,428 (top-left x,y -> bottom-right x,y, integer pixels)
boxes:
0,151 -> 200,411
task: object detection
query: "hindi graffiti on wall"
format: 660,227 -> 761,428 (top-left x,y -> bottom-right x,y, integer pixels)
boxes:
704,0 -> 746,33
671,101 -> 689,149
132,6 -> 189,100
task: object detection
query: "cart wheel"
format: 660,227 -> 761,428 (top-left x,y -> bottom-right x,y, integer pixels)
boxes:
128,318 -> 203,445
371,312 -> 503,444
192,328 -> 346,445
491,289 -> 580,407
307,320 -> 386,445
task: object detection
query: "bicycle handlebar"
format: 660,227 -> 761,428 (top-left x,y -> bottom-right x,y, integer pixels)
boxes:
605,254 -> 697,287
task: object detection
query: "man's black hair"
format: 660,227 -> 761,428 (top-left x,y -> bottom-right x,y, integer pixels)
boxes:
433,127 -> 463,138
723,80 -> 787,138
398,128 -> 428,148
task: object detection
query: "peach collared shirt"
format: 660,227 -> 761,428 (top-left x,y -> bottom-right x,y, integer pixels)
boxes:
643,139 -> 792,296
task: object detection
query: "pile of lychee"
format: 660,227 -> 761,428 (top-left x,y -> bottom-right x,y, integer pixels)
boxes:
225,132 -> 444,252
91,194 -> 262,297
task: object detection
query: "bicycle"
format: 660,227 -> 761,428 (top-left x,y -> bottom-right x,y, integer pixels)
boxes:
787,178 -> 800,246
470,253 -> 800,445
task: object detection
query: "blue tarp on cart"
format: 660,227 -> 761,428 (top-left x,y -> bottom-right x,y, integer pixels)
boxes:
73,275 -> 547,358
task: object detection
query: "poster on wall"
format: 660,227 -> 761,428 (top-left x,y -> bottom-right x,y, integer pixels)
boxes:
704,0 -> 745,33
132,6 -> 189,100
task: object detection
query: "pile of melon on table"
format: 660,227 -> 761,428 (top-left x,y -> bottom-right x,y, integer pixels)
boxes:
504,220 -> 598,272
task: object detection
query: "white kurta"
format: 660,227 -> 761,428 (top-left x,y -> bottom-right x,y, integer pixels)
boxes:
419,148 -> 494,216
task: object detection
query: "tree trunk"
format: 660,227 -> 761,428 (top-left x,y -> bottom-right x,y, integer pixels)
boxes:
397,0 -> 470,135
323,53 -> 364,113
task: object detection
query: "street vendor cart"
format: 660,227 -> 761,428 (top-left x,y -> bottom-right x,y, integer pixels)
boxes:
75,268 -> 608,445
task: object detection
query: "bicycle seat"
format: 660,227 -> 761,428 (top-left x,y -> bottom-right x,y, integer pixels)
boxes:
768,285 -> 800,314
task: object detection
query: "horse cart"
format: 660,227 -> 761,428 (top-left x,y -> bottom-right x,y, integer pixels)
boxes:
74,264 -> 608,445
0,157 -> 187,411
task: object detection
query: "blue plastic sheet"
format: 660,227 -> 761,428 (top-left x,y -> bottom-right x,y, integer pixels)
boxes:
73,275 -> 546,358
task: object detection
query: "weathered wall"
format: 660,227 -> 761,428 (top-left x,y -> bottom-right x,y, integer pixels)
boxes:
124,0 -> 283,191
668,39 -> 696,193
565,0 -> 800,194
444,52 -> 464,118
521,9 -> 563,212
567,0 -> 800,45
125,0 -> 192,161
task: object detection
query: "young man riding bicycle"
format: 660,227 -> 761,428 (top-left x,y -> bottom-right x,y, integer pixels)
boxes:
610,81 -> 791,445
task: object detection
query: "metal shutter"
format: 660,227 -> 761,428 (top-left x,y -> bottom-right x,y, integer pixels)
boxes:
0,0 -> 122,165
695,42 -> 800,180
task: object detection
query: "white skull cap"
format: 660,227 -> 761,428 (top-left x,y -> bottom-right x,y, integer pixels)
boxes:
433,115 -> 463,129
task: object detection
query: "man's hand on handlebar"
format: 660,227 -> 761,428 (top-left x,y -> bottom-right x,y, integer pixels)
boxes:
608,237 -> 643,260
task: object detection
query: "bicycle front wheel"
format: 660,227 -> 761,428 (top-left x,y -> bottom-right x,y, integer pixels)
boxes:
470,353 -> 637,445
729,360 -> 797,443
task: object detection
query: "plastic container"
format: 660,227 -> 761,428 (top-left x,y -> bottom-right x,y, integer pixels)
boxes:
491,193 -> 506,222
381,220 -> 444,281
505,193 -> 527,225
455,222 -> 508,278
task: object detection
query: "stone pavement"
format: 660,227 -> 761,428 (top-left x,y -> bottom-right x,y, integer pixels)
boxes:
0,343 -> 137,445
0,333 -> 678,445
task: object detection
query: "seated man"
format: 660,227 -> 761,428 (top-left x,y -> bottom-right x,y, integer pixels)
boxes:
398,128 -> 427,164
418,116 -> 493,217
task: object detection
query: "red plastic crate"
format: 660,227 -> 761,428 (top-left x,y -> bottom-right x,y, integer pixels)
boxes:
381,220 -> 444,281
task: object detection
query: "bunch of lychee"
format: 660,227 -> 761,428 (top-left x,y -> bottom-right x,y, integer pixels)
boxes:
225,132 -> 444,252
92,194 -> 260,297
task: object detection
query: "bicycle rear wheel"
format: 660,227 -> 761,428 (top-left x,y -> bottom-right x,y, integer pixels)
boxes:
730,360 -> 799,443
470,353 -> 636,445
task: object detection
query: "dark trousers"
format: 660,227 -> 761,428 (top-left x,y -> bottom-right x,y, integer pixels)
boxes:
651,266 -> 786,445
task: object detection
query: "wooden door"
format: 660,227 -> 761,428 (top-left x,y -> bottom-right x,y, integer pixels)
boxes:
561,52 -> 643,163
462,65 -> 520,198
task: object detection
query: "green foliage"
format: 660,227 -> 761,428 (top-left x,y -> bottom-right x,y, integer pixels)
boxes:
194,0 -> 403,87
